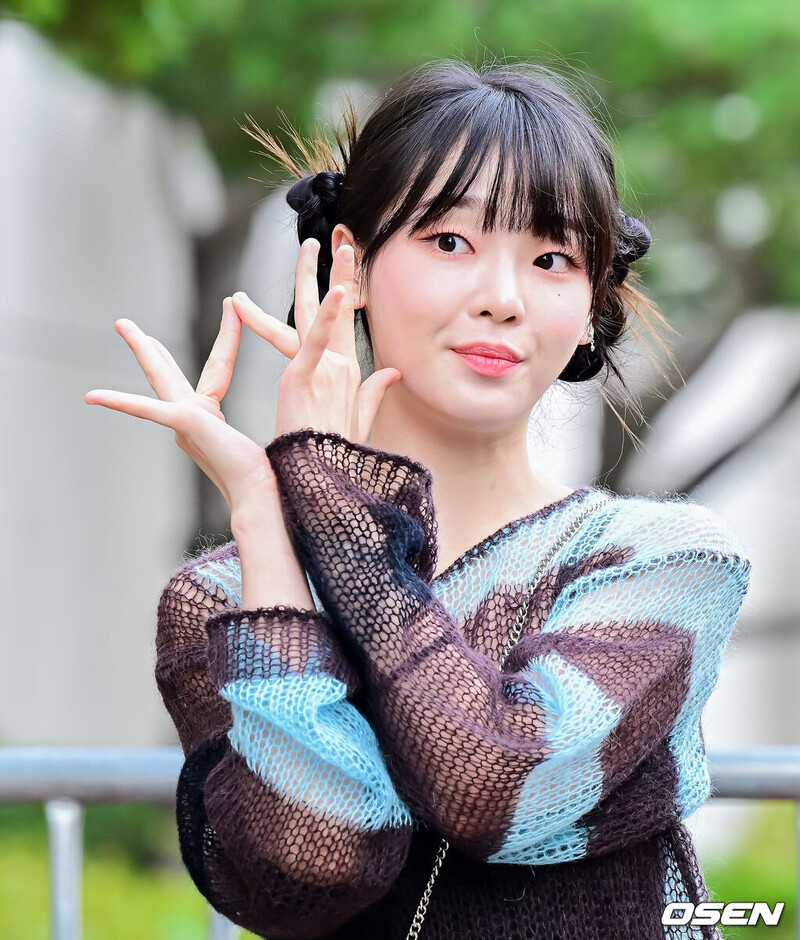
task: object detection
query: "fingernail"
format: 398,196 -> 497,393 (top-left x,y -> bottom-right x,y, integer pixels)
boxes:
232,291 -> 249,305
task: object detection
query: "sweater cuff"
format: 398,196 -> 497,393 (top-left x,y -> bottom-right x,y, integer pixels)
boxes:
206,606 -> 361,697
265,428 -> 439,583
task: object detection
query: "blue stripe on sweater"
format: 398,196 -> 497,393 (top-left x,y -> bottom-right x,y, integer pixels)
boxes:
541,549 -> 750,826
191,560 -> 243,606
194,559 -> 412,829
488,651 -> 620,864
221,674 -> 414,830
667,556 -> 751,817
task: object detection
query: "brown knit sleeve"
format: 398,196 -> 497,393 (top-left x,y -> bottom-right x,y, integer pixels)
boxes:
155,541 -> 240,755
265,428 -> 752,865
155,544 -> 414,938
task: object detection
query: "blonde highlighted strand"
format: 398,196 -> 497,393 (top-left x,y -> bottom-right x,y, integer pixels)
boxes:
590,271 -> 684,453
239,104 -> 359,184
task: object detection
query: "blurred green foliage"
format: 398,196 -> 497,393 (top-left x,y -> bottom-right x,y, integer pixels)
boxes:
3,0 -> 799,306
704,801 -> 797,939
0,803 -> 242,940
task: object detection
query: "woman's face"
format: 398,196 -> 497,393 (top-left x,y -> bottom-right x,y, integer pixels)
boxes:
344,161 -> 593,434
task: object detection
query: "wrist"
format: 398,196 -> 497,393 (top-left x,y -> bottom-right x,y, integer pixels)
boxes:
230,484 -> 284,540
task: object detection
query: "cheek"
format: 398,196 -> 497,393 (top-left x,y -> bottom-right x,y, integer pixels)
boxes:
539,282 -> 592,342
388,253 -> 451,308
367,254 -> 453,340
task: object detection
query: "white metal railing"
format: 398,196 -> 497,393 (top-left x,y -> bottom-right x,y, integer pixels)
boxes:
1,746 -> 799,939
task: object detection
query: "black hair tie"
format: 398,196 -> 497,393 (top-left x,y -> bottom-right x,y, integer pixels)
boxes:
611,211 -> 651,285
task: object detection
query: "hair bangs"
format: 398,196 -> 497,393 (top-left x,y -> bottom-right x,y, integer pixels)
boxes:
384,89 -> 612,283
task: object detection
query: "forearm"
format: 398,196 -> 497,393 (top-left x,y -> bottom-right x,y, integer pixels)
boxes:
231,486 -> 315,611
173,597 -> 412,937
263,430 -> 735,863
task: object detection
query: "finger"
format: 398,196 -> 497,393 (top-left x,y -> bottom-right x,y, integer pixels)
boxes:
196,298 -> 243,401
354,369 -> 402,443
291,285 -> 345,376
115,319 -> 188,401
230,292 -> 300,359
149,339 -> 194,394
293,238 -> 321,343
326,244 -> 357,359
85,389 -> 180,428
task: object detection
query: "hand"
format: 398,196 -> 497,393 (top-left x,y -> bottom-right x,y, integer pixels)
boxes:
84,299 -> 277,511
230,238 -> 401,442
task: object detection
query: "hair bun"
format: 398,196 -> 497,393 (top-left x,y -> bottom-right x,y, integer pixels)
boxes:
286,171 -> 346,304
286,170 -> 344,255
286,171 -> 343,215
286,174 -> 315,213
311,170 -> 344,205
611,211 -> 652,284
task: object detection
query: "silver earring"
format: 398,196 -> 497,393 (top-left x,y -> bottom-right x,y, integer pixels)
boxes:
585,321 -> 595,352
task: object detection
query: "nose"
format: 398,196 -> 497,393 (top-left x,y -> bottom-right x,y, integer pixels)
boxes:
473,254 -> 526,322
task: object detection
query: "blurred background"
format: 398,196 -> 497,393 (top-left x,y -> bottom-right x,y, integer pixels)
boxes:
0,0 -> 798,937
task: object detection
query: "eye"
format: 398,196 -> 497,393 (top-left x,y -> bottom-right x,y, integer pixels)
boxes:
428,232 -> 471,254
534,252 -> 579,273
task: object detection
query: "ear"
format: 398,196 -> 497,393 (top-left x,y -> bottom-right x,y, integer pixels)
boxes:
332,223 -> 366,308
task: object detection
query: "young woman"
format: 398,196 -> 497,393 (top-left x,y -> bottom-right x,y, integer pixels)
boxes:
86,60 -> 752,939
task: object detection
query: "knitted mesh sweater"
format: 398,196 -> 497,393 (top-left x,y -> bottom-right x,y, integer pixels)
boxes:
155,428 -> 752,940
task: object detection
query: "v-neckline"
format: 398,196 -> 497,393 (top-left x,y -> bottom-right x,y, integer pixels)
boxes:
431,485 -> 599,585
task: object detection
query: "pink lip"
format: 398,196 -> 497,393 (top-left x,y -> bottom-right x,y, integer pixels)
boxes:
451,343 -> 522,362
453,351 -> 520,376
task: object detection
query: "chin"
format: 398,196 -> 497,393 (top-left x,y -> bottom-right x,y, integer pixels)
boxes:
436,396 -> 533,433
